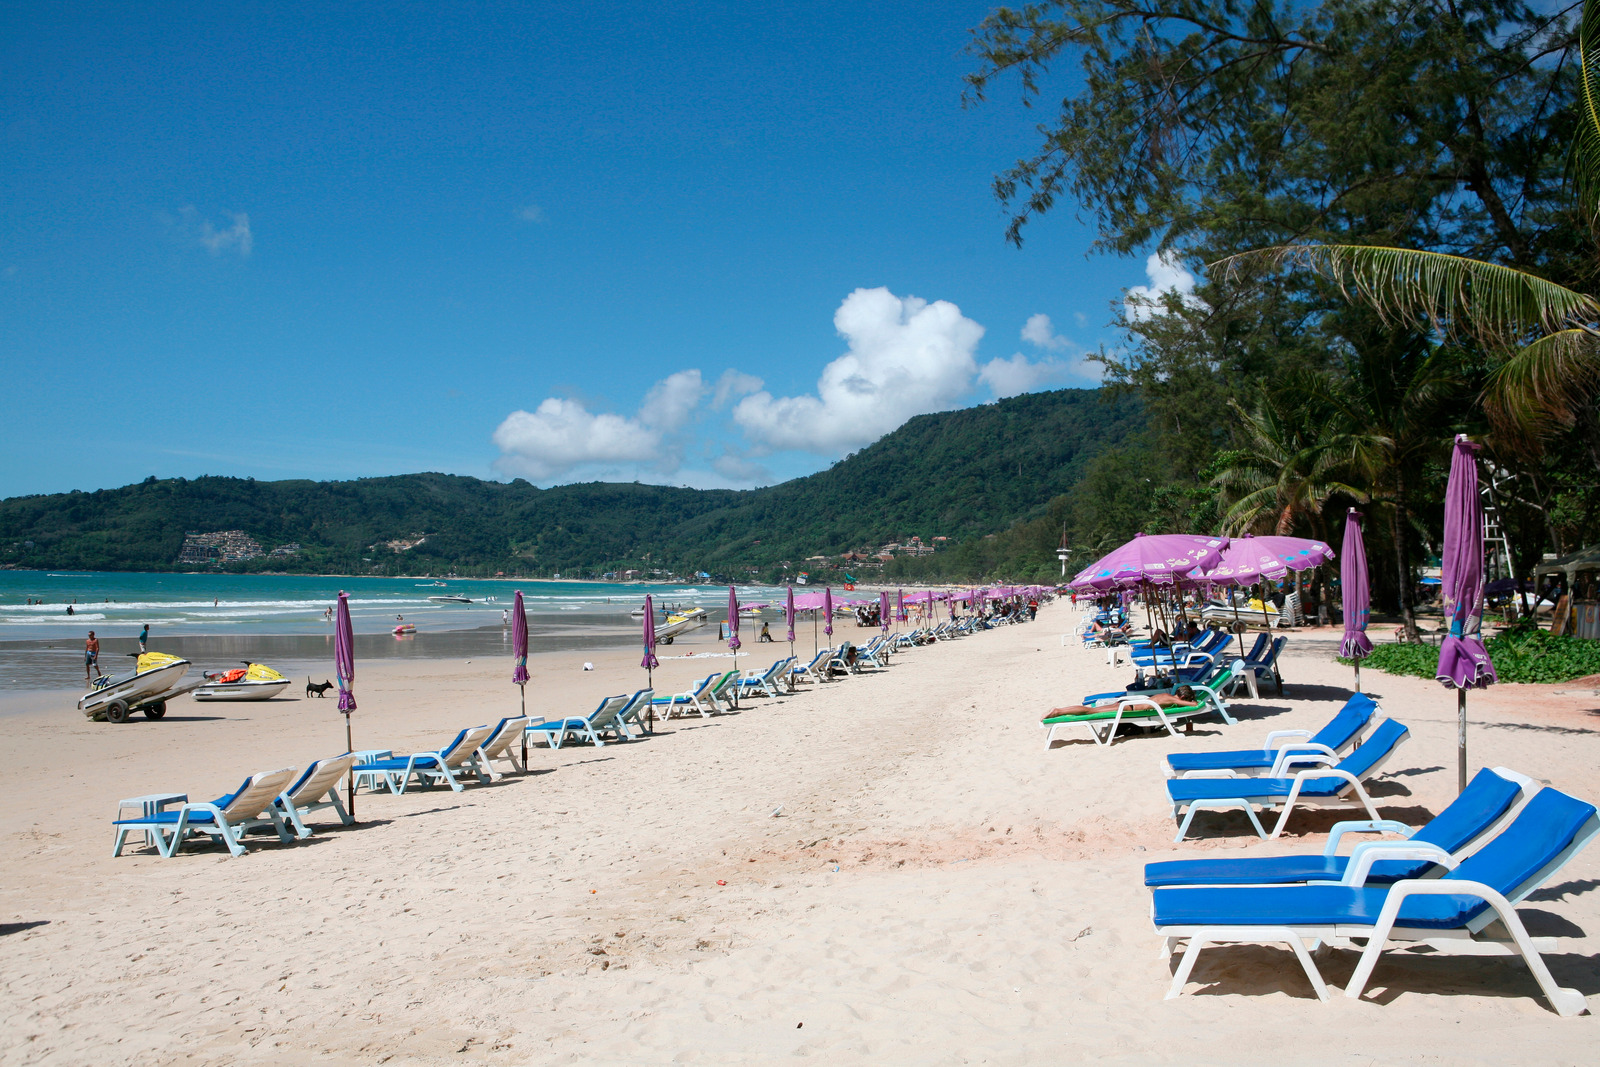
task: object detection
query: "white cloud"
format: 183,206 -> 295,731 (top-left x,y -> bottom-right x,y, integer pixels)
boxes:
732,287 -> 983,454
712,369 -> 764,409
515,204 -> 545,223
639,369 -> 705,431
195,211 -> 252,256
979,353 -> 1068,398
1021,313 -> 1072,350
492,371 -> 706,482
712,451 -> 770,484
1124,251 -> 1201,321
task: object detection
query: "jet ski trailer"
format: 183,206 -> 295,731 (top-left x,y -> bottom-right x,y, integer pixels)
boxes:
78,652 -> 199,723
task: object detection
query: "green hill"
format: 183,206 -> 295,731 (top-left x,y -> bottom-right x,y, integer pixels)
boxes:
0,388 -> 1140,581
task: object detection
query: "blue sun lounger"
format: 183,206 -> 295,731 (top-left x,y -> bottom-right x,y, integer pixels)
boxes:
1164,694 -> 1380,778
274,754 -> 359,838
527,694 -> 630,747
1146,766 -> 1536,887
112,767 -> 297,858
351,724 -> 495,793
1166,719 -> 1410,841
1152,785 -> 1600,1015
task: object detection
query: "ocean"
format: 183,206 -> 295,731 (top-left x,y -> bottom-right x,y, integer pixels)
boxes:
0,572 -> 790,691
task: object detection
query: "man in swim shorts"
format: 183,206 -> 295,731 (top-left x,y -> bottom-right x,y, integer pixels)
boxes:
85,631 -> 101,683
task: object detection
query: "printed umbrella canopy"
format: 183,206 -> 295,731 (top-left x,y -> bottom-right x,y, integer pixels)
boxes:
1439,435 -> 1497,791
1339,510 -> 1373,692
1071,533 -> 1228,591
334,591 -> 358,820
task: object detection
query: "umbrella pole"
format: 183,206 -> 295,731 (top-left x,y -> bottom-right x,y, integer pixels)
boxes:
1353,661 -> 1361,695
520,682 -> 528,766
1259,581 -> 1272,631
1458,689 -> 1468,793
345,713 -> 355,823
1230,597 -> 1246,658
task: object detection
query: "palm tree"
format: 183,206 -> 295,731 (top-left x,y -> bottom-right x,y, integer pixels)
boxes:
1219,0 -> 1600,452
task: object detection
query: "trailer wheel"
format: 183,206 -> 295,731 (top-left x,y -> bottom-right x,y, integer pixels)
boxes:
106,699 -> 130,724
144,701 -> 167,720
663,636 -> 674,645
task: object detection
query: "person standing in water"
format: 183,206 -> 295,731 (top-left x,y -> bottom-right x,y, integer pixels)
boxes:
137,623 -> 149,652
84,631 -> 101,683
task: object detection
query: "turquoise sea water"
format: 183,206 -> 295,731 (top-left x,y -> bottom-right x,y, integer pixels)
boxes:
0,572 -> 794,691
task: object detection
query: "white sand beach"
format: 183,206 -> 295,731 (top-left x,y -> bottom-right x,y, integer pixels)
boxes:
3,605 -> 1599,1064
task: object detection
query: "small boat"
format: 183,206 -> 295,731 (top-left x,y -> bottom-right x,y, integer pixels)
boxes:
428,595 -> 472,604
394,623 -> 417,635
666,607 -> 707,624
79,652 -> 193,722
193,662 -> 291,702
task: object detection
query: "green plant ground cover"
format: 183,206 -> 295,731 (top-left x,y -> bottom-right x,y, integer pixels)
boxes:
1339,629 -> 1600,685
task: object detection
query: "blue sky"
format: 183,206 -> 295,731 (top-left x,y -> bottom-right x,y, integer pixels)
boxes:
0,2 -> 1189,498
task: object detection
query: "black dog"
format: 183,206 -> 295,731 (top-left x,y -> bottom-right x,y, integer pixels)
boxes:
306,677 -> 335,698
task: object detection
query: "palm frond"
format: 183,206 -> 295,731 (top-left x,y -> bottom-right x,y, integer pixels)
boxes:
1216,245 -> 1600,341
1484,328 -> 1600,432
1573,0 -> 1600,218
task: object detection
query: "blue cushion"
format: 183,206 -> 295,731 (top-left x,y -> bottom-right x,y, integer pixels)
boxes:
1165,695 -> 1379,773
1167,776 -> 1349,804
114,809 -> 219,826
1146,855 -> 1350,888
355,756 -> 442,771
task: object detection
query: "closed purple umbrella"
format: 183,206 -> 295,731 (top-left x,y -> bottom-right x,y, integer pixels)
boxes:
641,594 -> 659,732
785,585 -> 796,648
513,590 -> 530,763
726,586 -> 741,653
1339,511 -> 1373,693
1439,435 -> 1496,791
334,591 -> 358,820
896,588 -> 907,625
823,587 -> 834,640
879,590 -> 891,635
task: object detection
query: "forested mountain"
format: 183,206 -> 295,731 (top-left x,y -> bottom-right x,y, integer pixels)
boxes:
0,388 -> 1140,582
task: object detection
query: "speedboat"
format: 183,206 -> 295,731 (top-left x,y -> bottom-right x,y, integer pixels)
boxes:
428,594 -> 472,604
192,662 -> 291,702
79,652 -> 193,722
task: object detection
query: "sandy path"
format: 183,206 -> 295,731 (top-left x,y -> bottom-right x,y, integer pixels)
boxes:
2,608 -> 1598,1064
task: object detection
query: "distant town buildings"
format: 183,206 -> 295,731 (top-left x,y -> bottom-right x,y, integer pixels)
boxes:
177,530 -> 264,565
270,543 -> 301,557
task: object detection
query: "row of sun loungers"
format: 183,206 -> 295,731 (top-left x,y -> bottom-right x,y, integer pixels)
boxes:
110,621 -> 967,859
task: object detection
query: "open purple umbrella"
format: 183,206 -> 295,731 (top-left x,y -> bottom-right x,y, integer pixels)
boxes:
1073,532 -> 1229,590
1339,511 -> 1373,692
513,590 -> 530,764
1439,435 -> 1496,791
334,591 -> 358,820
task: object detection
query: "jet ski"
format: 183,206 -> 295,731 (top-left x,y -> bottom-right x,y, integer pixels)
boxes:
192,662 -> 291,702
79,652 -> 194,722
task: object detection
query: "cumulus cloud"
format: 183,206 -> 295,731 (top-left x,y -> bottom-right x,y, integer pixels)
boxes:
515,203 -> 545,223
979,354 -> 1067,398
712,369 -> 764,409
712,451 -> 770,483
732,287 -> 984,454
184,208 -> 252,256
1124,251 -> 1201,322
492,371 -> 706,482
1021,313 -> 1072,351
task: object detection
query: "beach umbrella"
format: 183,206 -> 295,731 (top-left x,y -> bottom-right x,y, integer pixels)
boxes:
641,594 -> 659,733
1439,435 -> 1497,792
785,586 -> 796,678
896,588 -> 907,626
726,586 -> 741,706
1339,510 -> 1373,693
879,590 -> 891,635
513,590 -> 530,764
334,591 -> 358,821
823,586 -> 834,642
1073,532 -> 1229,591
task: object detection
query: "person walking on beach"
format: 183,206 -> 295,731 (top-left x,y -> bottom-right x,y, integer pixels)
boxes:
84,631 -> 102,683
137,623 -> 149,652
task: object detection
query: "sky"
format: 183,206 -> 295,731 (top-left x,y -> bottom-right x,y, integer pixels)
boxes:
0,2 -> 1195,499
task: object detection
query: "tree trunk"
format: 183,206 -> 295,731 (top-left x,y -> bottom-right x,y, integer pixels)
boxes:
1389,496 -> 1418,640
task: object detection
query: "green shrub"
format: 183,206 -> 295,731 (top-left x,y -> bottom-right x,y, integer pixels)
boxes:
1339,627 -> 1600,684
